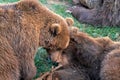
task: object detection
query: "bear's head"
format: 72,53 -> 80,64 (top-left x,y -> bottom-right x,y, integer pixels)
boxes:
47,18 -> 79,66
39,17 -> 75,52
17,0 -> 72,52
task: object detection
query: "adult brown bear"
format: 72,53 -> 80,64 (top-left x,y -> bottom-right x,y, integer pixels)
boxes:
48,25 -> 120,80
0,0 -> 70,80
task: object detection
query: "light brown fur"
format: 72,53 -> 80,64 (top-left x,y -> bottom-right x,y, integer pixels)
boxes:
0,0 -> 70,80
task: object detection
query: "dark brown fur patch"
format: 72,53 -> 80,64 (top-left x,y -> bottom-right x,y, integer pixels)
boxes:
49,27 -> 120,80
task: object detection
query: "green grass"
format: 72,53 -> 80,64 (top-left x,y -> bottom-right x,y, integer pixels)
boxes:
40,0 -> 120,41
34,47 -> 53,78
0,0 -> 18,3
0,0 -> 120,79
39,0 -> 47,4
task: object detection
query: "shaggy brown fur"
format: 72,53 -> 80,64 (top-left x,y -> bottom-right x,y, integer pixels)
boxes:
48,26 -> 120,80
48,67 -> 90,80
100,44 -> 120,80
0,0 -> 70,80
98,0 -> 120,26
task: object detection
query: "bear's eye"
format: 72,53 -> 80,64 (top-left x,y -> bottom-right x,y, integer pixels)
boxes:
51,30 -> 57,37
49,26 -> 58,37
50,23 -> 61,37
31,5 -> 36,10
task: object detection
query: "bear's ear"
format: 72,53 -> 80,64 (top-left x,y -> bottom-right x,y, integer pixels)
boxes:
65,17 -> 74,27
50,23 -> 62,37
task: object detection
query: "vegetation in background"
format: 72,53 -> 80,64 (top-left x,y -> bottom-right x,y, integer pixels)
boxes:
34,47 -> 53,78
0,0 -> 120,79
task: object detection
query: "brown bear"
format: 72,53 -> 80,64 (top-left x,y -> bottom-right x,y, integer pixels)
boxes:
0,0 -> 70,80
48,25 -> 120,80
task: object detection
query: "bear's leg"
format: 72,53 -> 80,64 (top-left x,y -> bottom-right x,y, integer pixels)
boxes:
0,50 -> 20,80
0,51 -> 20,80
0,37 -> 20,80
100,49 -> 120,80
20,59 -> 36,80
